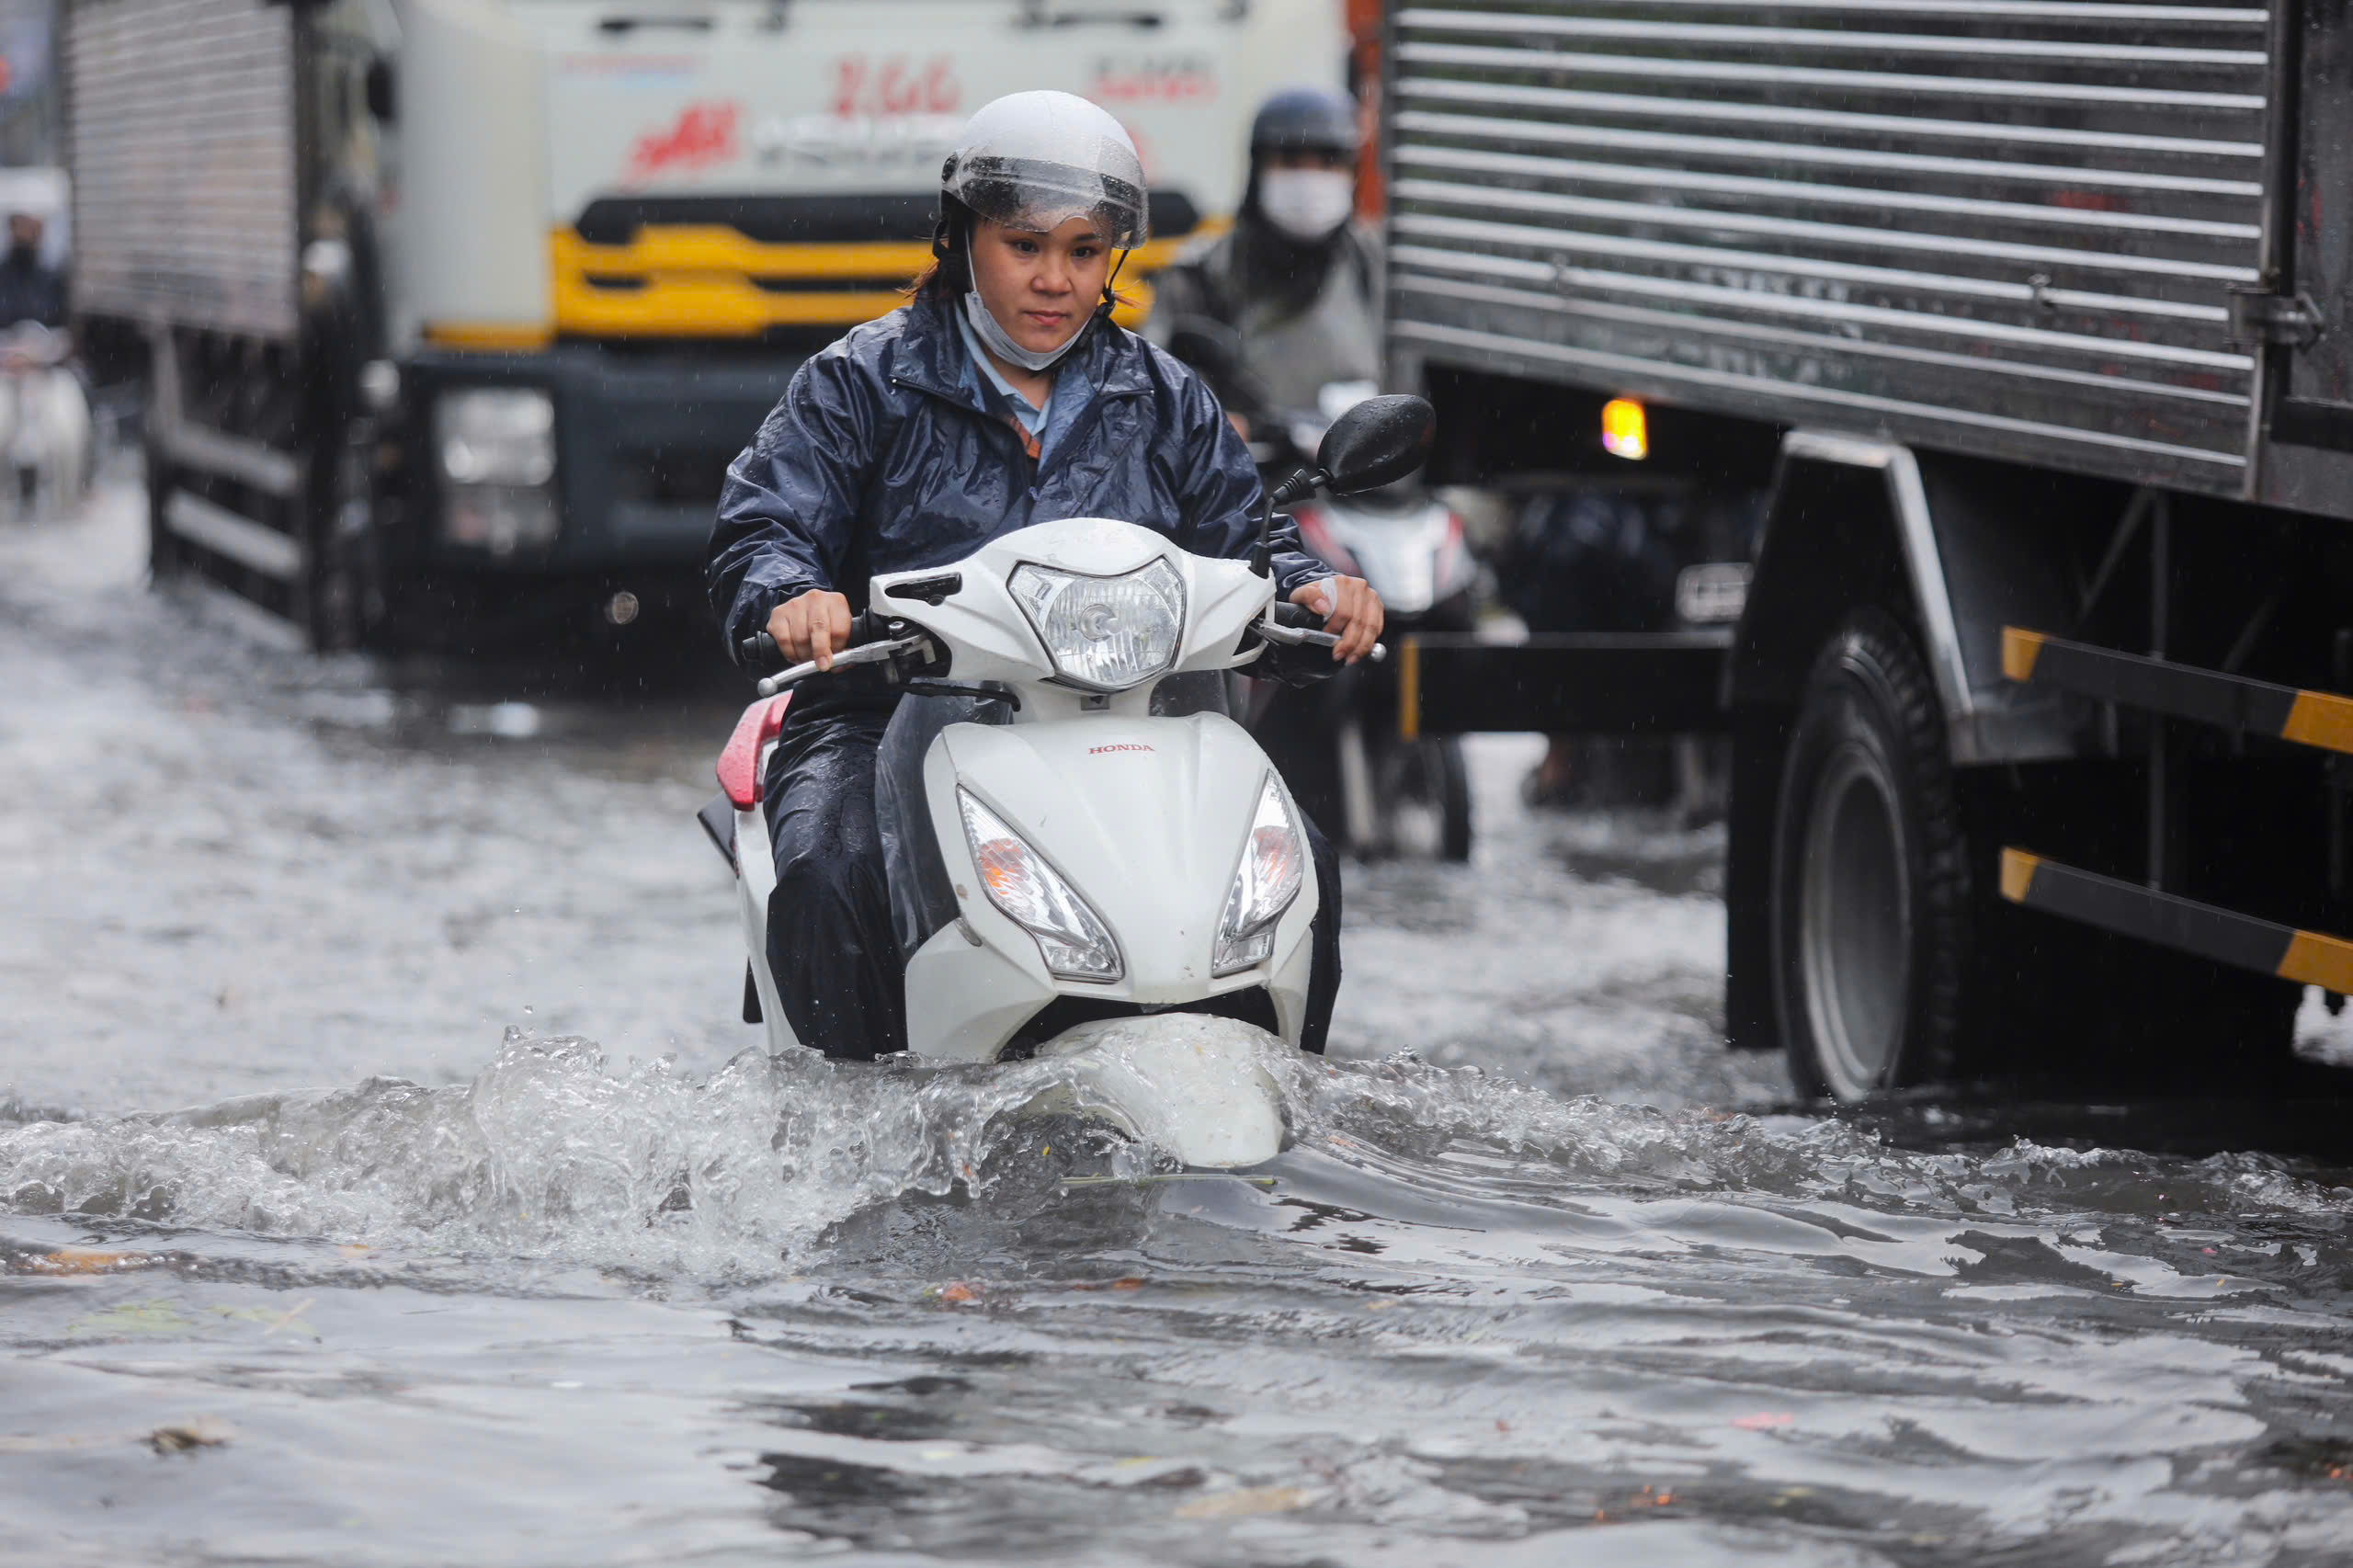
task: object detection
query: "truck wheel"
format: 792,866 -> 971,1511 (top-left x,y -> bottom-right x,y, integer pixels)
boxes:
144,437 -> 180,580
1772,612 -> 1968,1101
301,427 -> 377,652
1436,737 -> 1472,862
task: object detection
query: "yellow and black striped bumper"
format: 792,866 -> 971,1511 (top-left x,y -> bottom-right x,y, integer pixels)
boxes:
2002,627 -> 2353,756
2000,847 -> 2353,994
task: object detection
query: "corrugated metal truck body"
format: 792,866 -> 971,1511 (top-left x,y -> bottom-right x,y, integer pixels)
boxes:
1381,0 -> 2335,506
1384,1 -> 2353,1106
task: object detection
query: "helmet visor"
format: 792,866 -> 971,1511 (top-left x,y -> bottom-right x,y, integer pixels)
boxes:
949,153 -> 1147,249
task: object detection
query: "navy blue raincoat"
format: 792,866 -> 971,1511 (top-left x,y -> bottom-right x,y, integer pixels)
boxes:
708,292 -> 1328,657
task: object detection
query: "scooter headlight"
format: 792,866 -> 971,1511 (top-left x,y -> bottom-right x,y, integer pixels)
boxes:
1213,776 -> 1306,976
1007,557 -> 1185,692
958,789 -> 1122,983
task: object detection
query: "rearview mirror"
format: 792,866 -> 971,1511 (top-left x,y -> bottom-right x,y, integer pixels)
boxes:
1315,394 -> 1435,494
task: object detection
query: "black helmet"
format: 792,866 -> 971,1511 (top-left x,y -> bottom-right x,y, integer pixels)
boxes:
1249,85 -> 1359,160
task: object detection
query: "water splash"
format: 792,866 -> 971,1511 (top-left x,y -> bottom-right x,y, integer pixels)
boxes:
6,1030 -> 2347,1281
1284,1050 -> 2353,1222
0,1028 -> 1159,1276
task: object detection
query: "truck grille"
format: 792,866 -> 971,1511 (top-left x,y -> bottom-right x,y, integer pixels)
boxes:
552,191 -> 1209,339
1385,1 -> 2270,494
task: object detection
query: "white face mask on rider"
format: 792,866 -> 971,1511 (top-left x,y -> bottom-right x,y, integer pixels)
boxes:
963,290 -> 1086,373
1256,169 -> 1356,242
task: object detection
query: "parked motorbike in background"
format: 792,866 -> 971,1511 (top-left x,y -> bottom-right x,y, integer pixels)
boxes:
0,322 -> 91,520
1165,319 -> 1477,861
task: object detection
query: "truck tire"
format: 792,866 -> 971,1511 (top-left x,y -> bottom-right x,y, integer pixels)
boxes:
301,425 -> 380,652
1772,611 -> 1969,1101
143,437 -> 180,581
1436,737 -> 1472,862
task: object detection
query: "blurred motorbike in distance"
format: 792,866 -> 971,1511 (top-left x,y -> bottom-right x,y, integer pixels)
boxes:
1165,316 -> 1476,861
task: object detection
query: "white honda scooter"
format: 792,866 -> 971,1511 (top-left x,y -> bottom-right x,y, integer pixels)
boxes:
700,396 -> 1432,1169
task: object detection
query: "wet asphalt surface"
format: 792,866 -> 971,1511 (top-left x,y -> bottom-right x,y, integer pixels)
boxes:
6,483 -> 2353,1566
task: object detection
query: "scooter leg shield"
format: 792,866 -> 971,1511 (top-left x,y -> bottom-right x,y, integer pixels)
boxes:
1034,1015 -> 1288,1169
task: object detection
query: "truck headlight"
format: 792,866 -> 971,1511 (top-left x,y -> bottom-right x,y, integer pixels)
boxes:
1213,776 -> 1306,975
438,388 -> 553,485
436,388 -> 557,554
1007,557 -> 1184,692
958,789 -> 1122,983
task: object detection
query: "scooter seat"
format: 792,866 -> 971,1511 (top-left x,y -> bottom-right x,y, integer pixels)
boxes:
716,692 -> 792,808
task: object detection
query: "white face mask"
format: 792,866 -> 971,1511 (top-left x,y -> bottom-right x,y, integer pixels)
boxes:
1256,168 -> 1356,242
963,289 -> 1087,373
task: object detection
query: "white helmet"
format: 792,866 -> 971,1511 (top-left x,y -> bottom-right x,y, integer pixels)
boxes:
941,91 -> 1148,249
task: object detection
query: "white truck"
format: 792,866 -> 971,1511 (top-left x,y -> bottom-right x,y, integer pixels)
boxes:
1381,0 -> 2353,1106
66,0 -> 1344,647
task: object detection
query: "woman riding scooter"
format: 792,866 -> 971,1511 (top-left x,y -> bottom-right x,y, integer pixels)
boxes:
707,91 -> 1383,1062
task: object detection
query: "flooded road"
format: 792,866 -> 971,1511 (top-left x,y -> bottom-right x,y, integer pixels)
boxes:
6,486 -> 2353,1566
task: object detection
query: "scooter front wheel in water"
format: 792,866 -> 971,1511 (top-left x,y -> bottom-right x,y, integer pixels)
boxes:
1030,1015 -> 1290,1169
1770,612 -> 1969,1103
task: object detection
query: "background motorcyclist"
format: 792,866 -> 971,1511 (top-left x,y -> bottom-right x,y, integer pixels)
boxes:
0,207 -> 87,517
1148,85 -> 1379,447
0,211 -> 64,329
708,91 -> 1383,1062
1153,86 -> 1477,859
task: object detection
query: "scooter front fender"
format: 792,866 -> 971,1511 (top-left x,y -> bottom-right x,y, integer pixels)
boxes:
1030,1014 -> 1289,1169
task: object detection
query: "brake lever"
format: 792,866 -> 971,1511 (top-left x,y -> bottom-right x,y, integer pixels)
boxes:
755,634 -> 931,698
1256,617 -> 1388,665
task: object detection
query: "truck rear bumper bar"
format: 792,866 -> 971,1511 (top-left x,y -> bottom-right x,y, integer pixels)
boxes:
163,491 -> 301,581
1397,631 -> 1731,738
2002,627 -> 2353,756
2001,849 -> 2353,994
1998,629 -> 2353,991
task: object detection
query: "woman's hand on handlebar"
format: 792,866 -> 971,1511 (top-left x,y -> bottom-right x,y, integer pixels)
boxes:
767,589 -> 854,671
1290,576 -> 1385,665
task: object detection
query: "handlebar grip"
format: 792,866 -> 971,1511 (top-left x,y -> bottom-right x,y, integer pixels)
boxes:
1260,592 -> 1387,664
738,610 -> 886,672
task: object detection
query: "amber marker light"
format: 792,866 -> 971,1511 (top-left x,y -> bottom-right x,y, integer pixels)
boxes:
1601,397 -> 1649,460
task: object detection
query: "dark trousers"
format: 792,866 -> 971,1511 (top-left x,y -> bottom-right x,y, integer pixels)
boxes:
764,709 -> 1343,1060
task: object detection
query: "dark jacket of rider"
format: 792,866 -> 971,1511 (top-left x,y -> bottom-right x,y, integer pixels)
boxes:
1147,220 -> 1381,425
707,289 -> 1329,665
703,288 -> 1346,1063
0,244 -> 64,329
